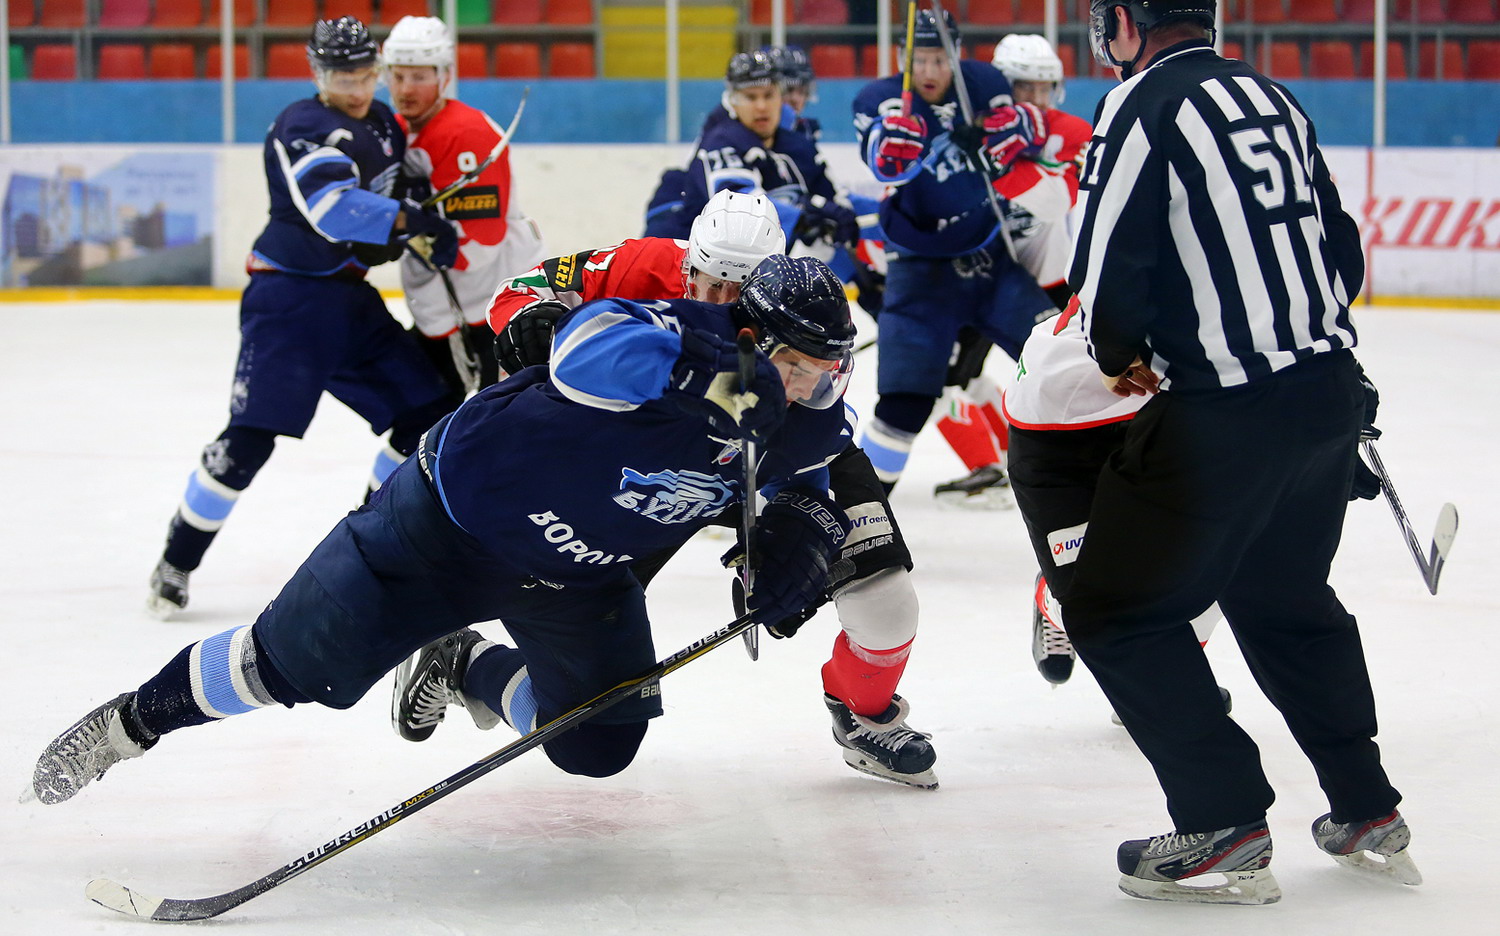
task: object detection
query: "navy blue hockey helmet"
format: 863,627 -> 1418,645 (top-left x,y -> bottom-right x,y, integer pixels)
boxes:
738,256 -> 856,409
725,50 -> 778,91
903,8 -> 960,51
307,16 -> 379,71
1089,2 -> 1216,68
761,45 -> 815,91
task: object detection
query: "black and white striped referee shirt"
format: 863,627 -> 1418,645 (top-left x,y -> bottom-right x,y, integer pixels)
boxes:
1067,39 -> 1366,392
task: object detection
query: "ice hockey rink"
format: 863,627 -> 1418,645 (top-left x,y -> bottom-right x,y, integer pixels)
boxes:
2,297 -> 1495,934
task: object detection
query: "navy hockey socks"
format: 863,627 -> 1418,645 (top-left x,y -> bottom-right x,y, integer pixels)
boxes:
162,426 -> 276,571
464,643 -> 537,733
131,625 -> 309,739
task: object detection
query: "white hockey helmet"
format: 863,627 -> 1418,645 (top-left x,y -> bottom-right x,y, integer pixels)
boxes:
992,34 -> 1065,101
685,190 -> 787,285
382,16 -> 455,69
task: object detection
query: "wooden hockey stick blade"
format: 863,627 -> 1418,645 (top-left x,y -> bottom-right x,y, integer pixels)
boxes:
1423,502 -> 1459,595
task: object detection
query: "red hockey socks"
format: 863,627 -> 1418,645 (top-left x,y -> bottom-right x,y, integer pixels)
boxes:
936,394 -> 1003,472
822,631 -> 914,717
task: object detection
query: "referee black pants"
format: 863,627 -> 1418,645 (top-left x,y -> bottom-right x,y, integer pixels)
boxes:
1061,351 -> 1401,833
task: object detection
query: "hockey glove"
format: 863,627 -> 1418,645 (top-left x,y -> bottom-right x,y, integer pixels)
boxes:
668,327 -> 787,445
874,114 -> 927,178
795,195 -> 861,248
495,300 -> 570,375
1355,362 -> 1381,440
721,489 -> 850,631
401,198 -> 460,270
953,103 -> 1046,172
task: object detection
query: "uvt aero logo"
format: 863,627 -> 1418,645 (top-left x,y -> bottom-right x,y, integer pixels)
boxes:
613,467 -> 737,524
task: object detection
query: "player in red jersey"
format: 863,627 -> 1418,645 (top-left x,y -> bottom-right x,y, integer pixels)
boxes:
477,191 -> 940,789
384,16 -> 545,392
932,34 -> 1096,510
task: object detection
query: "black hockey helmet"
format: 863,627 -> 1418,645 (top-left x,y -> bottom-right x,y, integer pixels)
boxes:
1089,2 -> 1216,68
725,50 -> 778,91
761,44 -> 815,91
738,256 -> 855,361
307,16 -> 379,71
903,7 -> 960,51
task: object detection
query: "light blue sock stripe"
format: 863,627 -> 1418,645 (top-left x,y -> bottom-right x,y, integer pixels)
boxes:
198,627 -> 258,716
371,448 -> 403,485
183,471 -> 237,523
505,675 -> 539,734
860,435 -> 912,476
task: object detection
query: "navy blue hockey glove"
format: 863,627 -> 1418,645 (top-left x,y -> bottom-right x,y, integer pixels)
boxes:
795,195 -> 860,249
401,198 -> 460,269
668,327 -> 787,445
1355,362 -> 1381,440
495,300 -> 570,375
721,489 -> 850,632
1349,363 -> 1383,501
730,573 -> 821,639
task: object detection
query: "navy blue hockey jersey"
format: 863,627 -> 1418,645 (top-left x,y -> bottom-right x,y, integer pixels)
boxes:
852,61 -> 1015,257
421,297 -> 852,586
250,97 -> 405,277
676,118 -> 838,239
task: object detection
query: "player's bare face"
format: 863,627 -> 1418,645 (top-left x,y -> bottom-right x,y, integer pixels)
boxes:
733,85 -> 782,143
320,67 -> 380,119
388,66 -> 444,125
783,85 -> 810,114
1011,80 -> 1054,109
686,271 -> 742,305
911,49 -> 953,104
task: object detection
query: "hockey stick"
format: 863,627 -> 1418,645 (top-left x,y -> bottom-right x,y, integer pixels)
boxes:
420,87 -> 529,210
438,268 -> 482,395
928,0 -> 1018,261
737,328 -> 762,661
1359,438 -> 1459,595
85,610 -> 759,923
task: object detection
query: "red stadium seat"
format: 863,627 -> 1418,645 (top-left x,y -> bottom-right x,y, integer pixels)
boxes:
1245,0 -> 1286,23
1417,39 -> 1462,79
31,44 -> 78,80
1221,40 -> 1245,62
1308,41 -> 1355,78
266,0 -> 318,26
809,43 -> 856,78
266,42 -> 311,77
205,43 -> 251,78
38,0 -> 87,28
457,41 -> 488,77
494,41 -> 541,77
1265,41 -> 1302,78
1466,40 -> 1500,79
378,0 -> 433,24
548,41 -> 594,77
1449,0 -> 1497,22
8,2 -> 36,29
99,0 -> 151,28
802,0 -> 848,24
1415,0 -> 1446,21
1357,41 -> 1408,79
861,44 -> 898,77
971,42 -> 996,66
1058,42 -> 1077,76
207,1 -> 259,28
545,0 -> 594,25
749,0 -> 771,25
1015,0 -> 1046,21
492,0 -> 542,23
326,2 -> 376,24
98,44 -> 148,79
1298,0 -> 1338,21
966,0 -> 1014,24
153,1 -> 205,27
1344,0 -> 1412,19
149,43 -> 198,79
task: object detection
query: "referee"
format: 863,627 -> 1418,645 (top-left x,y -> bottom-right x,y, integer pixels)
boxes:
1061,2 -> 1419,904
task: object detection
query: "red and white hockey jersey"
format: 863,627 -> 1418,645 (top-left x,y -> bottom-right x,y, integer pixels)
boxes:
487,236 -> 690,334
1002,299 -> 1146,431
400,99 -> 545,336
994,107 -> 1092,290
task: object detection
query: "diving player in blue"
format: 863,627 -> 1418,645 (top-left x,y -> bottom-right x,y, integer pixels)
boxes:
851,8 -> 1057,493
32,257 -> 858,804
146,16 -> 463,619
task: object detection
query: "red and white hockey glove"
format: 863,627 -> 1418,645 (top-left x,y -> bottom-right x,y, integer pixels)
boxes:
976,102 -> 1047,171
875,113 -> 928,178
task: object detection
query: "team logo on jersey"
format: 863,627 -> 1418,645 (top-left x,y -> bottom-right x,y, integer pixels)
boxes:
442,185 -> 501,220
547,251 -> 590,292
613,466 -> 737,525
709,434 -> 743,466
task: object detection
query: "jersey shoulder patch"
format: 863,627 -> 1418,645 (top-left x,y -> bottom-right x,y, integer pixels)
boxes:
545,250 -> 595,292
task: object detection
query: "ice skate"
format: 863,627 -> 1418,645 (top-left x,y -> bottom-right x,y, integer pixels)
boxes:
146,559 -> 190,619
1031,573 -> 1074,684
825,693 -> 938,790
1117,821 -> 1281,905
391,628 -> 501,741
933,464 -> 1015,510
28,693 -> 154,805
1312,810 -> 1422,885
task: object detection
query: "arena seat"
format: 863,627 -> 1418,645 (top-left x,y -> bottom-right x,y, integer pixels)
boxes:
326,2 -> 375,24
266,0 -> 318,27
810,43 -> 856,78
1358,40 -> 1408,79
548,41 -> 595,77
545,0 -> 595,25
98,44 -> 148,79
971,42 -> 996,66
1058,42 -> 1076,76
8,1 -> 36,29
207,1 -> 260,28
966,0 -> 1015,24
1417,39 -> 1463,79
494,41 -> 542,77
1015,0 -> 1046,21
266,41 -> 311,77
9,44 -> 26,79
205,43 -> 251,78
1245,0 -> 1286,23
1466,40 -> 1500,79
750,0 -> 771,24
148,43 -> 198,79
455,0 -> 491,25
1309,41 -> 1356,78
99,0 -> 151,28
1415,0 -> 1447,21
38,0 -> 87,28
861,44 -> 898,77
1265,41 -> 1302,78
457,41 -> 489,77
31,44 -> 78,80
1344,0 -> 1413,19
1222,40 -> 1245,61
377,0 -> 432,23
490,0 -> 541,23
1449,0 -> 1497,22
1298,0 -> 1338,22
802,0 -> 848,24
152,1 -> 205,27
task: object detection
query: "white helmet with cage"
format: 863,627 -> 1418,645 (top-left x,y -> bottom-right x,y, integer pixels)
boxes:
382,16 -> 455,71
992,33 -> 1065,102
685,190 -> 787,285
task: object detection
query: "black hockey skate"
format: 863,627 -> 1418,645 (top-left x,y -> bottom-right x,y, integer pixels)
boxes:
146,559 -> 190,619
29,693 -> 155,805
1117,821 -> 1281,905
825,693 -> 938,790
933,463 -> 1015,510
391,628 -> 501,742
1031,572 -> 1074,684
1312,810 -> 1422,885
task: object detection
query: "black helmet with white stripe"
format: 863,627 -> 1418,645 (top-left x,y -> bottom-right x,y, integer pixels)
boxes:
1089,2 -> 1217,69
307,16 -> 379,71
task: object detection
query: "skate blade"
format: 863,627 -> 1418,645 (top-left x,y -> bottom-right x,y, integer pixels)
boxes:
1331,849 -> 1423,886
841,751 -> 939,790
934,488 -> 1016,512
1119,868 -> 1282,905
144,595 -> 182,621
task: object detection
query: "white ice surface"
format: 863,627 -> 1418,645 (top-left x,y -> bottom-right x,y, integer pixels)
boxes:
1,300 -> 1495,934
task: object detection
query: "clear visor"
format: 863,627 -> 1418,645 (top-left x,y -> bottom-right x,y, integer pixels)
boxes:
769,345 -> 854,410
1088,9 -> 1116,68
315,64 -> 384,95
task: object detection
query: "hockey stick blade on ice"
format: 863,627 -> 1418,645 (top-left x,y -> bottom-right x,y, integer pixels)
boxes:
85,610 -> 758,923
1360,439 -> 1459,595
